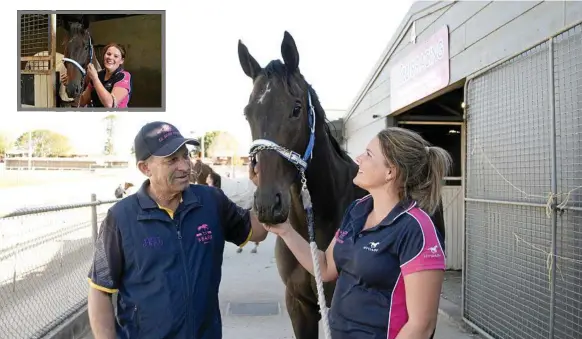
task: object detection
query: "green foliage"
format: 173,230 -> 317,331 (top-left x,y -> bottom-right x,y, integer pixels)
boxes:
103,114 -> 117,155
14,130 -> 72,157
0,133 -> 11,155
202,131 -> 221,155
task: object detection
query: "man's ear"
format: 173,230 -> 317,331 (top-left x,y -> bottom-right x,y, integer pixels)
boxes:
137,160 -> 151,177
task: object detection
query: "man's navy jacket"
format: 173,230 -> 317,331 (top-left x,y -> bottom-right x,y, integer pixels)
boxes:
88,180 -> 252,339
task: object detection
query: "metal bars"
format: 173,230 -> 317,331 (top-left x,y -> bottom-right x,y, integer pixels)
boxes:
463,22 -> 582,339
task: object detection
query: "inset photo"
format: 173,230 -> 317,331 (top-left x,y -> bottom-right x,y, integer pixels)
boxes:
18,11 -> 165,111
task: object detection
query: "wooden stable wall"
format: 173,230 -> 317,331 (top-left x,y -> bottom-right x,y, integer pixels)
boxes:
20,14 -> 56,108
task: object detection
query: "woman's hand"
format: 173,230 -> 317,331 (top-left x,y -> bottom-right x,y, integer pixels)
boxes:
263,220 -> 292,237
87,64 -> 99,82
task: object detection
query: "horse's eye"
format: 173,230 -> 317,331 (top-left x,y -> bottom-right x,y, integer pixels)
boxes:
291,102 -> 302,118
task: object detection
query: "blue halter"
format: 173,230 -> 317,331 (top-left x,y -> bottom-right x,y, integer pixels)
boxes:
248,90 -> 316,172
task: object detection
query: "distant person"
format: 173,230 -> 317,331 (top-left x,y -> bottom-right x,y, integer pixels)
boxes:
61,43 -> 132,108
206,171 -> 222,189
87,121 -> 267,338
114,182 -> 134,199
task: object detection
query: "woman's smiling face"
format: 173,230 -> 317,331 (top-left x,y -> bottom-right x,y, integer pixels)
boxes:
103,46 -> 124,72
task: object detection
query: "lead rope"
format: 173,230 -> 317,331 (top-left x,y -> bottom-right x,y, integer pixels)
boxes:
299,171 -> 332,339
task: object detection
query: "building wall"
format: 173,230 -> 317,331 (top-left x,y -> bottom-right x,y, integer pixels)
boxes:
344,0 -> 582,153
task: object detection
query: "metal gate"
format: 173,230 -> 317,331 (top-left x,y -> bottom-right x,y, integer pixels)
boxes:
463,22 -> 582,339
20,13 -> 56,108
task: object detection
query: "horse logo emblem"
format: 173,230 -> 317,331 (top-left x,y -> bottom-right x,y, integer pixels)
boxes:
428,245 -> 438,254
369,241 -> 380,249
196,224 -> 212,244
158,124 -> 172,134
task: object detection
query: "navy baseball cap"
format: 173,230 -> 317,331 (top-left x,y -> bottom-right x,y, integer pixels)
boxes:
134,121 -> 200,162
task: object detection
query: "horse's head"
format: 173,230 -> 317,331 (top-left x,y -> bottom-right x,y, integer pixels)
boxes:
238,31 -> 314,224
63,17 -> 93,98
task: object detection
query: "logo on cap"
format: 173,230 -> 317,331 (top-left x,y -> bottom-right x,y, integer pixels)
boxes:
157,124 -> 179,142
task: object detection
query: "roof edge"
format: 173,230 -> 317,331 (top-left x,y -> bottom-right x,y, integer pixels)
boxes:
343,1 -> 454,122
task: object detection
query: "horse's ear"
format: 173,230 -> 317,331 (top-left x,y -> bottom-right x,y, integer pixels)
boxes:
62,19 -> 71,33
281,31 -> 299,74
81,15 -> 91,30
238,40 -> 261,80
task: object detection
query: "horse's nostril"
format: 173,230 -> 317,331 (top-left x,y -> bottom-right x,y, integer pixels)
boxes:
273,193 -> 282,211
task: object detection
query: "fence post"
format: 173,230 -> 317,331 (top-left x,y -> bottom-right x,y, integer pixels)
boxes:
91,193 -> 98,243
548,37 -> 557,339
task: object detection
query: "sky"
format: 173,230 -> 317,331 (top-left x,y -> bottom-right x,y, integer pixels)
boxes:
6,0 -> 414,156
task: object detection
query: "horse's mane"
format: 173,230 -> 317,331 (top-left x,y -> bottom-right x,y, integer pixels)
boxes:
68,22 -> 86,36
261,60 -> 353,163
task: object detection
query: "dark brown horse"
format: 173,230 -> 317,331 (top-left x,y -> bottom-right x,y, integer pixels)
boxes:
62,16 -> 101,100
190,159 -> 221,186
238,31 -> 367,339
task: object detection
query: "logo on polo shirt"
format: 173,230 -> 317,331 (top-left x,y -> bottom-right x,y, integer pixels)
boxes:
363,241 -> 380,252
143,236 -> 163,248
196,224 -> 213,244
423,245 -> 442,259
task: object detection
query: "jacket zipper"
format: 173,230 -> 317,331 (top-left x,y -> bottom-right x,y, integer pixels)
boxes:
175,222 -> 192,336
132,305 -> 140,335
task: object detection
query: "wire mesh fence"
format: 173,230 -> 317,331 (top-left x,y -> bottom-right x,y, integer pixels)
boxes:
0,196 -> 119,339
464,22 -> 582,339
0,174 -> 255,339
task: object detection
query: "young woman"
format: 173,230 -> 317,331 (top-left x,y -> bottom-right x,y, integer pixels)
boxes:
254,127 -> 452,339
61,43 -> 132,108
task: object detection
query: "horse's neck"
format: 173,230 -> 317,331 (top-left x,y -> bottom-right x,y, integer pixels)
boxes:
303,125 -> 360,221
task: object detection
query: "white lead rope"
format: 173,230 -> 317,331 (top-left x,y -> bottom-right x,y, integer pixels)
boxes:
301,176 -> 332,339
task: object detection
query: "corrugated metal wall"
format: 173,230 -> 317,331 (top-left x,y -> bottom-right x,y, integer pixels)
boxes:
442,185 -> 463,270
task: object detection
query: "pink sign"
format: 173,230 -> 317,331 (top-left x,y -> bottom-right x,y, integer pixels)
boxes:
390,25 -> 450,113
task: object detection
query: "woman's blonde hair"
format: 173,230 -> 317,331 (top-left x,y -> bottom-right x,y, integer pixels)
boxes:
376,127 -> 452,215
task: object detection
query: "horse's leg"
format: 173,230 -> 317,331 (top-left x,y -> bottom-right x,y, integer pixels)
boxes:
285,282 -> 320,339
250,242 -> 258,253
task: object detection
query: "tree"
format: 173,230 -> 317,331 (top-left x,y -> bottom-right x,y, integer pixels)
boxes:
208,131 -> 240,160
0,133 -> 11,155
14,130 -> 72,157
103,114 -> 117,156
200,131 -> 221,157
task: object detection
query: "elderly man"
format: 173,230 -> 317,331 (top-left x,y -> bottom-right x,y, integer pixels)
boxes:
86,121 -> 267,339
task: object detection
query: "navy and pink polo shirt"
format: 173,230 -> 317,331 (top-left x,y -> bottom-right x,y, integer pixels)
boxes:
330,195 -> 446,339
87,68 -> 132,108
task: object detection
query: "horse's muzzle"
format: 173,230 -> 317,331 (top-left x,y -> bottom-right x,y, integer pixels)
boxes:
253,188 -> 289,224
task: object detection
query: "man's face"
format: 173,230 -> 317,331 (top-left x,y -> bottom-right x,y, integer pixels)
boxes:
139,146 -> 192,194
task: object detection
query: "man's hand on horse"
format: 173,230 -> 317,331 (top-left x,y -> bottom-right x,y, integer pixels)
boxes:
249,159 -> 259,187
87,64 -> 99,82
